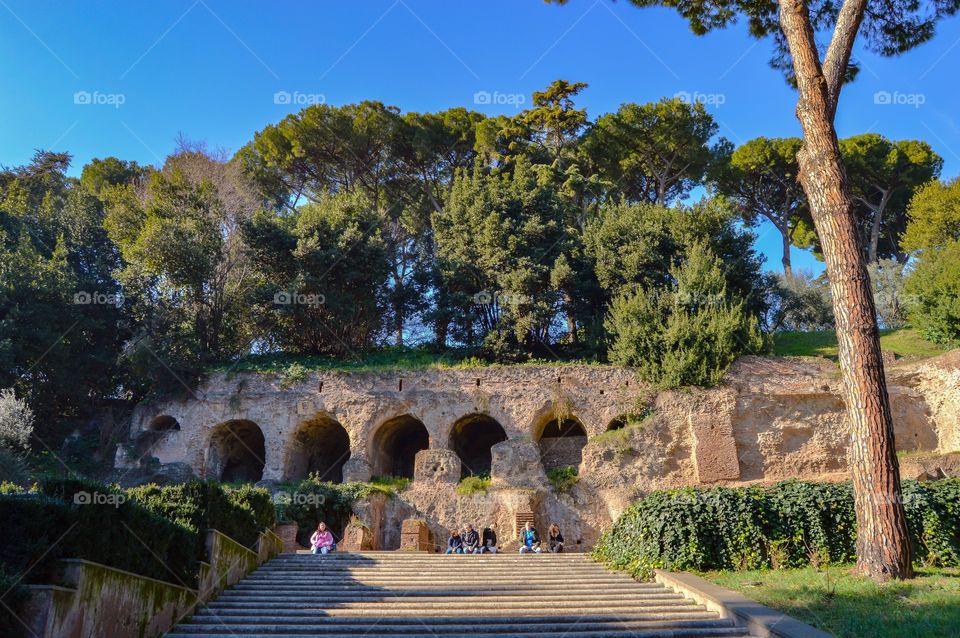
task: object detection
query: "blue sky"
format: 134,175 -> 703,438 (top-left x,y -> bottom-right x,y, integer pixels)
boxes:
2,0 -> 958,274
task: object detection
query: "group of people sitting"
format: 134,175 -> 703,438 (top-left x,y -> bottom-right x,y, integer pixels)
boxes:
310,519 -> 567,555
446,521 -> 565,554
444,523 -> 499,554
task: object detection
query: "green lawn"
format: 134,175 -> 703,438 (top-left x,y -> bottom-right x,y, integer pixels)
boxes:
773,328 -> 949,360
702,565 -> 960,638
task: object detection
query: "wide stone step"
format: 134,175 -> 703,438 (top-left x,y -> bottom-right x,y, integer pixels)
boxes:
167,628 -> 749,638
202,602 -> 707,615
171,618 -> 740,634
213,592 -> 687,605
227,584 -> 664,594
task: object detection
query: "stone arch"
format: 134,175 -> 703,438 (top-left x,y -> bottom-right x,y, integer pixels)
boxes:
148,415 -> 180,431
207,419 -> 266,482
285,413 -> 351,482
369,414 -> 429,479
534,414 -> 588,472
448,413 -> 508,478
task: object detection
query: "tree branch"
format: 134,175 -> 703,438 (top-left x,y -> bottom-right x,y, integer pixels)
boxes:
822,0 -> 868,119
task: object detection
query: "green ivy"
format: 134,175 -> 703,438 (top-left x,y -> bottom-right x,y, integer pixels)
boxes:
594,479 -> 960,579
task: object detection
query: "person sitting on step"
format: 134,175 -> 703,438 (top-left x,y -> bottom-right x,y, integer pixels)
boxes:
548,524 -> 564,553
518,521 -> 542,554
310,522 -> 336,555
463,524 -> 481,554
479,524 -> 498,554
445,529 -> 464,554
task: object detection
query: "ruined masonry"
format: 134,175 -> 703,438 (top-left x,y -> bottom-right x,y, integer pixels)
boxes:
118,352 -> 960,550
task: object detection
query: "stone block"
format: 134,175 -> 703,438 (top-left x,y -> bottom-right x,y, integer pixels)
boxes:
341,457 -> 372,483
399,518 -> 432,551
690,392 -> 740,483
490,439 -> 547,488
413,449 -> 461,484
340,522 -> 374,551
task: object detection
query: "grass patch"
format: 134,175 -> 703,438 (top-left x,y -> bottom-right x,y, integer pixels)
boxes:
773,328 -> 949,360
701,565 -> 960,638
547,465 -> 579,493
456,474 -> 490,496
209,346 -> 603,376
367,475 -> 411,493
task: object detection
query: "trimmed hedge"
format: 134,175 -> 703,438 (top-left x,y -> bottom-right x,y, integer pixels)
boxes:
594,479 -> 960,579
125,480 -> 275,554
0,491 -> 197,587
276,478 -> 391,546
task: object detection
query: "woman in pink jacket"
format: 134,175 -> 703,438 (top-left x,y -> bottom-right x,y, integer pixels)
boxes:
310,522 -> 336,555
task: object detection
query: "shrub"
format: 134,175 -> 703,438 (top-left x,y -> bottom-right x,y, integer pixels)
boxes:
0,388 -> 33,452
277,478 -> 389,547
606,242 -> 766,388
125,480 -> 273,553
457,475 -> 490,496
0,562 -> 30,636
0,489 -> 198,587
593,479 -> 960,579
905,239 -> 960,346
547,465 -> 579,493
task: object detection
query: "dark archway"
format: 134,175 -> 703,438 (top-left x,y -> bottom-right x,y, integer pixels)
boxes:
208,420 -> 266,482
370,415 -> 429,479
148,415 -> 180,431
536,416 -> 588,472
448,413 -> 508,478
286,413 -> 351,482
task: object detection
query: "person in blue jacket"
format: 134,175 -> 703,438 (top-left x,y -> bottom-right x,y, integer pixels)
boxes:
518,521 -> 542,554
445,529 -> 464,554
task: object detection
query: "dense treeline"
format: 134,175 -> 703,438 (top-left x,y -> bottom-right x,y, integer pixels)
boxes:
1,81 -> 955,440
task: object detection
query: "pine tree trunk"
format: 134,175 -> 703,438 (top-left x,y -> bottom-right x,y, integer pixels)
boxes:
780,227 -> 793,276
778,0 -> 913,581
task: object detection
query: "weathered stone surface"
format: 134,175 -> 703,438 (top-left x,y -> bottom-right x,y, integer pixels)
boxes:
414,449 -> 461,484
341,523 -> 374,551
124,354 -> 960,550
491,439 -> 547,488
399,518 -> 432,551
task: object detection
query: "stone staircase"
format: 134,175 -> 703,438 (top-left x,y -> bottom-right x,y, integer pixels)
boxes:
166,552 -> 754,637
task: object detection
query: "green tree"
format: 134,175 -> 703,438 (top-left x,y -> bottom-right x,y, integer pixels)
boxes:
241,192 -> 389,356
606,241 -> 765,387
520,79 -> 589,167
584,98 -> 720,205
550,0 -> 960,583
433,159 -> 571,359
794,135 -> 942,263
902,177 -> 960,254
714,137 -> 806,274
904,240 -> 960,346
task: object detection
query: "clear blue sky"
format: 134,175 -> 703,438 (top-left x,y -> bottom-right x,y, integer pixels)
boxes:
2,0 -> 958,274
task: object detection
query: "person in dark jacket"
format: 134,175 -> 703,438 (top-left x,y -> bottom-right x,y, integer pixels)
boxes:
462,524 -> 480,554
480,524 -> 498,554
445,530 -> 464,554
548,524 -> 564,553
519,521 -> 542,554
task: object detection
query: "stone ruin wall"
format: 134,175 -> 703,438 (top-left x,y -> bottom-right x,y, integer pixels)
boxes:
118,351 -> 960,551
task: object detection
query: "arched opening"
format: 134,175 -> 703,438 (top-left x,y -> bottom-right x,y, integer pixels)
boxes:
148,415 -> 180,431
448,413 -> 508,478
207,420 -> 266,482
285,413 -> 350,482
370,415 -> 429,479
535,416 -> 588,471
